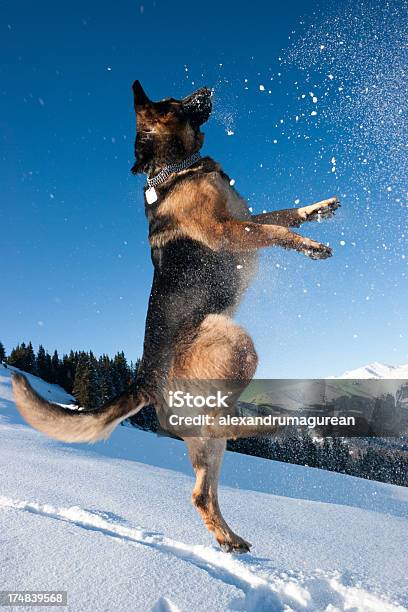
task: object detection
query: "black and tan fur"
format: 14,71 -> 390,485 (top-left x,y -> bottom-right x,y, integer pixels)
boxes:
12,81 -> 339,553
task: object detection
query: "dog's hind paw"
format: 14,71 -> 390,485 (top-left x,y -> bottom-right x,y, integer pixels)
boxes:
219,535 -> 252,554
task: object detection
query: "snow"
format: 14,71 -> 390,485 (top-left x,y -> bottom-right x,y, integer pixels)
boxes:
283,1 -> 407,203
0,364 -> 407,611
0,364 -> 76,406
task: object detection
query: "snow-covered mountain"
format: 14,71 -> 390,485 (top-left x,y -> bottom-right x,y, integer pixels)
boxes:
332,362 -> 408,380
0,364 -> 407,611
241,362 -> 408,408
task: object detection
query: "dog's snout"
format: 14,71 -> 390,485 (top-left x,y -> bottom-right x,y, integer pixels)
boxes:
182,87 -> 213,126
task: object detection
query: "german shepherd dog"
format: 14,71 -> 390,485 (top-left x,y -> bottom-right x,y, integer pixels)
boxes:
12,81 -> 339,553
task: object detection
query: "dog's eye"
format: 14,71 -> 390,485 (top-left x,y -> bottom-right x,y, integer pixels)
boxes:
166,102 -> 184,117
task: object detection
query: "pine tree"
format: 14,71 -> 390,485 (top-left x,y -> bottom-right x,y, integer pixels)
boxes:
72,352 -> 101,409
72,353 -> 88,406
45,351 -> 52,381
59,353 -> 75,393
331,438 -> 351,473
0,342 -> 6,363
25,341 -> 36,373
51,350 -> 60,384
133,358 -> 141,382
36,345 -> 49,380
99,354 -> 116,403
83,353 -> 101,409
112,351 -> 131,394
67,350 -> 79,393
8,342 -> 33,372
302,432 -> 318,467
7,343 -> 21,369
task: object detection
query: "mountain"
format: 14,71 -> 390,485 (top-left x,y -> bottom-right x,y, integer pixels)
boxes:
332,362 -> 408,379
240,362 -> 408,408
0,364 -> 407,611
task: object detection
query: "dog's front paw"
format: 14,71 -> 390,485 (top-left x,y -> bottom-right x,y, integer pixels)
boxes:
301,239 -> 332,260
302,197 -> 340,223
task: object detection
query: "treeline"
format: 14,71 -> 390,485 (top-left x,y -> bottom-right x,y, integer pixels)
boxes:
229,433 -> 408,488
0,341 -> 139,409
126,408 -> 408,487
129,408 -> 408,487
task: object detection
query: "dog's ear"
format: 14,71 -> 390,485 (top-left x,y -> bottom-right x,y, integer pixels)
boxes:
182,87 -> 212,126
132,80 -> 151,108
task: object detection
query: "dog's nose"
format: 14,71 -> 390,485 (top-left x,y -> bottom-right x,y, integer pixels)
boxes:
183,87 -> 212,103
195,87 -> 213,101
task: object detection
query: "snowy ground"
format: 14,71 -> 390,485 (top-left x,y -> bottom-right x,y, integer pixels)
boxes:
0,364 -> 407,611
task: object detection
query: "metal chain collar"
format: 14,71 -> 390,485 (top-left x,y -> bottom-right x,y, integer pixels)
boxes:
146,152 -> 201,188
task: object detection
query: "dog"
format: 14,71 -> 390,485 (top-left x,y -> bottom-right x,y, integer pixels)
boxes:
12,81 -> 339,553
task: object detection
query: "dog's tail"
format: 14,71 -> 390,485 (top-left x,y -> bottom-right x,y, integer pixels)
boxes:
12,372 -> 152,443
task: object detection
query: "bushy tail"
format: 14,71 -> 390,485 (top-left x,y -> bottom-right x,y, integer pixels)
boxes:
12,372 -> 151,443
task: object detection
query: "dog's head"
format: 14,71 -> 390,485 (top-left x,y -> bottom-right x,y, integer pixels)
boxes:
131,81 -> 212,174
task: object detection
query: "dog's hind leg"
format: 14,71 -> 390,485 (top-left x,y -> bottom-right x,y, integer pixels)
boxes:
186,437 -> 251,553
171,314 -> 256,552
251,196 -> 340,228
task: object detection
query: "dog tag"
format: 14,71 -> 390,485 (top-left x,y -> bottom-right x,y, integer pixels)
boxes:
145,186 -> 158,204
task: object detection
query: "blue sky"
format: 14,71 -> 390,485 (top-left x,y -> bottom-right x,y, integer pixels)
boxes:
1,0 -> 407,377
